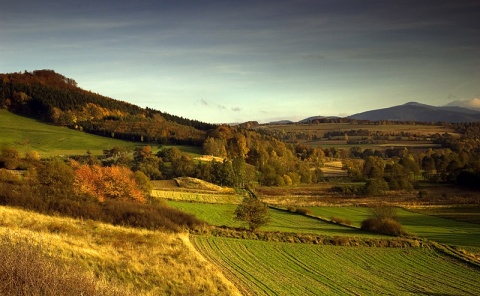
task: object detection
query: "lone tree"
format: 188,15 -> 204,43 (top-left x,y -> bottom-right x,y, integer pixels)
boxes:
234,194 -> 270,231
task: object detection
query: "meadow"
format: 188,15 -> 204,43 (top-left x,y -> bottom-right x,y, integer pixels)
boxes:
193,236 -> 480,296
0,110 -> 202,157
307,206 -> 480,248
0,110 -> 135,156
0,205 -> 240,295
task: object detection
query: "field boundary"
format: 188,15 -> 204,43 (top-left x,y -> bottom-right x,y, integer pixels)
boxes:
194,226 -> 425,248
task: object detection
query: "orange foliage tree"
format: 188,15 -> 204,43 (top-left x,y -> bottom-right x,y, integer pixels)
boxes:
73,162 -> 146,203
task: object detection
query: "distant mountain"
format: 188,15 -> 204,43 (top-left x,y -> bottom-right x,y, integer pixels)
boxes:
299,116 -> 340,124
348,102 -> 480,123
267,120 -> 294,125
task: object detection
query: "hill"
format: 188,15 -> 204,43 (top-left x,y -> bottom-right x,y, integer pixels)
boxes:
0,70 -> 216,145
348,102 -> 480,123
0,109 -> 136,156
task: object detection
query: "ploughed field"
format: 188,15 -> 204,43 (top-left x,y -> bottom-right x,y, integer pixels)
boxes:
193,236 -> 480,296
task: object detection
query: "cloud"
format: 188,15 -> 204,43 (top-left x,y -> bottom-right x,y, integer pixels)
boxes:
198,99 -> 209,106
232,107 -> 242,112
446,98 -> 480,110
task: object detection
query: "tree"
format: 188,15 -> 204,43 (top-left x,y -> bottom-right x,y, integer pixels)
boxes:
234,195 -> 270,231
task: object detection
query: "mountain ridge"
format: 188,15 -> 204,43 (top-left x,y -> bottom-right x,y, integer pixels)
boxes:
348,102 -> 480,123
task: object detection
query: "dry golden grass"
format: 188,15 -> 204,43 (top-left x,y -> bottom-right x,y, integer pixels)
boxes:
0,206 -> 241,295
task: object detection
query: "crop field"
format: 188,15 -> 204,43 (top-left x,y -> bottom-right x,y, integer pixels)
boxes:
153,190 -> 244,204
257,122 -> 455,137
193,236 -> 480,296
167,201 -> 386,238
0,110 -> 136,156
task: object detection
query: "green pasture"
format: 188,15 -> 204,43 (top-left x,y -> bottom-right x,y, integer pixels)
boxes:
168,200 -> 480,247
0,110 -> 135,156
308,206 -> 480,248
167,201 -> 385,238
193,236 -> 480,296
0,110 -> 201,157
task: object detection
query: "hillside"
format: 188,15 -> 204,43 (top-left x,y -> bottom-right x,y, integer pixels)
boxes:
349,102 -> 480,123
0,70 -> 216,145
0,109 -> 136,156
0,205 -> 240,295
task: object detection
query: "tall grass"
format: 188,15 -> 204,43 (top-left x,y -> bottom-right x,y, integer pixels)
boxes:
0,233 -> 127,296
0,206 -> 240,295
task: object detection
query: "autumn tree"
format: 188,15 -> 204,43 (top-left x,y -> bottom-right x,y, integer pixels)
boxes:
73,163 -> 147,203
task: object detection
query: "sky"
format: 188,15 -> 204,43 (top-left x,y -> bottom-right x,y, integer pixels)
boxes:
1,0 -> 480,123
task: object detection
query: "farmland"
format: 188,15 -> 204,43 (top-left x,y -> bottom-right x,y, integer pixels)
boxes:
255,122 -> 455,150
307,206 -> 480,248
193,236 -> 480,296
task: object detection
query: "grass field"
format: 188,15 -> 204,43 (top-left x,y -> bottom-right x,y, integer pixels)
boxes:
308,206 -> 480,248
0,110 -> 136,156
193,236 -> 480,296
0,205 -> 240,295
167,201 -> 387,238
0,110 -> 203,157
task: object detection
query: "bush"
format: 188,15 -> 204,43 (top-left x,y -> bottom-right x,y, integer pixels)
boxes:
295,207 -> 312,215
361,218 -> 408,236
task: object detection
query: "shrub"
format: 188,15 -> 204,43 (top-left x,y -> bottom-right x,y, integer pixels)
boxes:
295,207 -> 312,215
361,218 -> 408,236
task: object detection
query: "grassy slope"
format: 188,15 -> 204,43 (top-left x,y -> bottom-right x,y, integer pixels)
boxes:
193,236 -> 480,296
0,205 -> 240,295
0,110 -> 203,157
0,110 -> 136,156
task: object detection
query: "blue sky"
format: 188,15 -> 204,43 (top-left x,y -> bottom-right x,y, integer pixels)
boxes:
1,0 -> 479,123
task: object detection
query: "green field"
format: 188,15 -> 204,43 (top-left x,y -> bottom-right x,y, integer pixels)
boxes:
167,201 -> 386,238
308,206 -> 480,248
0,110 -> 136,156
193,236 -> 480,296
0,110 -> 202,157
